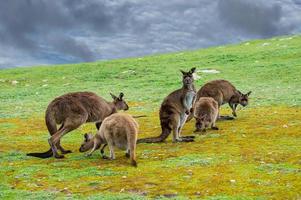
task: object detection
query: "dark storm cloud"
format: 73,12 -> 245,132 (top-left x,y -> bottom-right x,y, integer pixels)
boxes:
0,1 -> 70,50
0,0 -> 133,66
0,0 -> 300,68
218,0 -> 283,36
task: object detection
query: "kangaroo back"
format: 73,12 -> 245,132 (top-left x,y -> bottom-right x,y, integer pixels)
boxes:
197,80 -> 236,106
194,97 -> 219,131
194,97 -> 218,119
100,113 -> 139,166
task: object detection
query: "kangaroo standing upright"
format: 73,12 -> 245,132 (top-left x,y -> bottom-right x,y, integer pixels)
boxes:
79,113 -> 139,167
196,80 -> 251,119
27,92 -> 129,159
138,68 -> 197,143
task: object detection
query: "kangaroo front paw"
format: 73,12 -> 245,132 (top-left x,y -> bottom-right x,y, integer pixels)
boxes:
211,126 -> 219,130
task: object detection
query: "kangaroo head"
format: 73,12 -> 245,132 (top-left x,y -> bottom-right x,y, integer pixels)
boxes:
198,114 -> 211,127
180,67 -> 196,88
79,133 -> 94,152
238,91 -> 252,107
110,92 -> 129,111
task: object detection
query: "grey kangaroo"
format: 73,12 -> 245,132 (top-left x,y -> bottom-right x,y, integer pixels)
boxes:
79,113 -> 139,167
138,67 -> 197,143
27,92 -> 129,159
194,97 -> 219,132
196,79 -> 251,119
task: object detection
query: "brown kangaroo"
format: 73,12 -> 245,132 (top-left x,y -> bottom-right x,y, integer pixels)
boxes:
196,80 -> 251,119
194,97 -> 219,132
79,113 -> 139,167
27,92 -> 129,159
137,67 -> 197,143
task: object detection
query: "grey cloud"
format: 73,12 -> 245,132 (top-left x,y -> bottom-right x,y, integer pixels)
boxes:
49,36 -> 95,62
217,0 -> 284,36
0,0 -> 300,68
0,1 -> 71,50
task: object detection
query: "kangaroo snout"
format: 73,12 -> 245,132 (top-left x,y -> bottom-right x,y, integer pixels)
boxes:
79,145 -> 85,152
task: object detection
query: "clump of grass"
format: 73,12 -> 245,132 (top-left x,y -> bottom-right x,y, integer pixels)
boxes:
162,154 -> 225,167
256,163 -> 300,174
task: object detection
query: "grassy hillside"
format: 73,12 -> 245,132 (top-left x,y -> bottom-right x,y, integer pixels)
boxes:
0,35 -> 300,199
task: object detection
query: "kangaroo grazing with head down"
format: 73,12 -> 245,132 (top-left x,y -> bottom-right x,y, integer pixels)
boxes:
196,79 -> 251,119
194,97 -> 219,132
138,67 -> 197,143
79,113 -> 139,167
27,92 -> 129,159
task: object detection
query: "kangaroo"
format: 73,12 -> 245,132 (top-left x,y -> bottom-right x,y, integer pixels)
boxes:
79,113 -> 139,167
196,80 -> 251,119
27,92 -> 129,159
194,97 -> 219,132
137,67 -> 197,143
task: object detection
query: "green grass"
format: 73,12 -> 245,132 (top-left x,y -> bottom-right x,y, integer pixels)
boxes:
1,35 -> 301,118
0,35 -> 301,199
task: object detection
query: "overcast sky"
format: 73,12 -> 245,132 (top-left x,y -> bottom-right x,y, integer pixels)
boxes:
0,0 -> 300,68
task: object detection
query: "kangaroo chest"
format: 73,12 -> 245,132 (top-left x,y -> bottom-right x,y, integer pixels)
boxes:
184,90 -> 196,109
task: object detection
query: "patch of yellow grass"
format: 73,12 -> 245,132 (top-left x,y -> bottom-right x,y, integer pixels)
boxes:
0,106 -> 300,198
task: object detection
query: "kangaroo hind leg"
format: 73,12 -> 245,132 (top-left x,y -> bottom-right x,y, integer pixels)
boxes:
128,133 -> 137,167
49,117 -> 86,159
178,113 -> 195,140
56,124 -> 72,154
172,114 -> 193,143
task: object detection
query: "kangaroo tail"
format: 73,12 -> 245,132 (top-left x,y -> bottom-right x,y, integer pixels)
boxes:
132,115 -> 147,118
137,127 -> 171,143
27,108 -> 57,158
27,148 -> 53,158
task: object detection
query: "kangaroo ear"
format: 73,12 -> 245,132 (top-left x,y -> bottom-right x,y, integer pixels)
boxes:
119,92 -> 124,100
189,67 -> 196,74
180,70 -> 186,75
237,90 -> 242,95
110,93 -> 117,100
246,91 -> 252,96
84,133 -> 88,141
